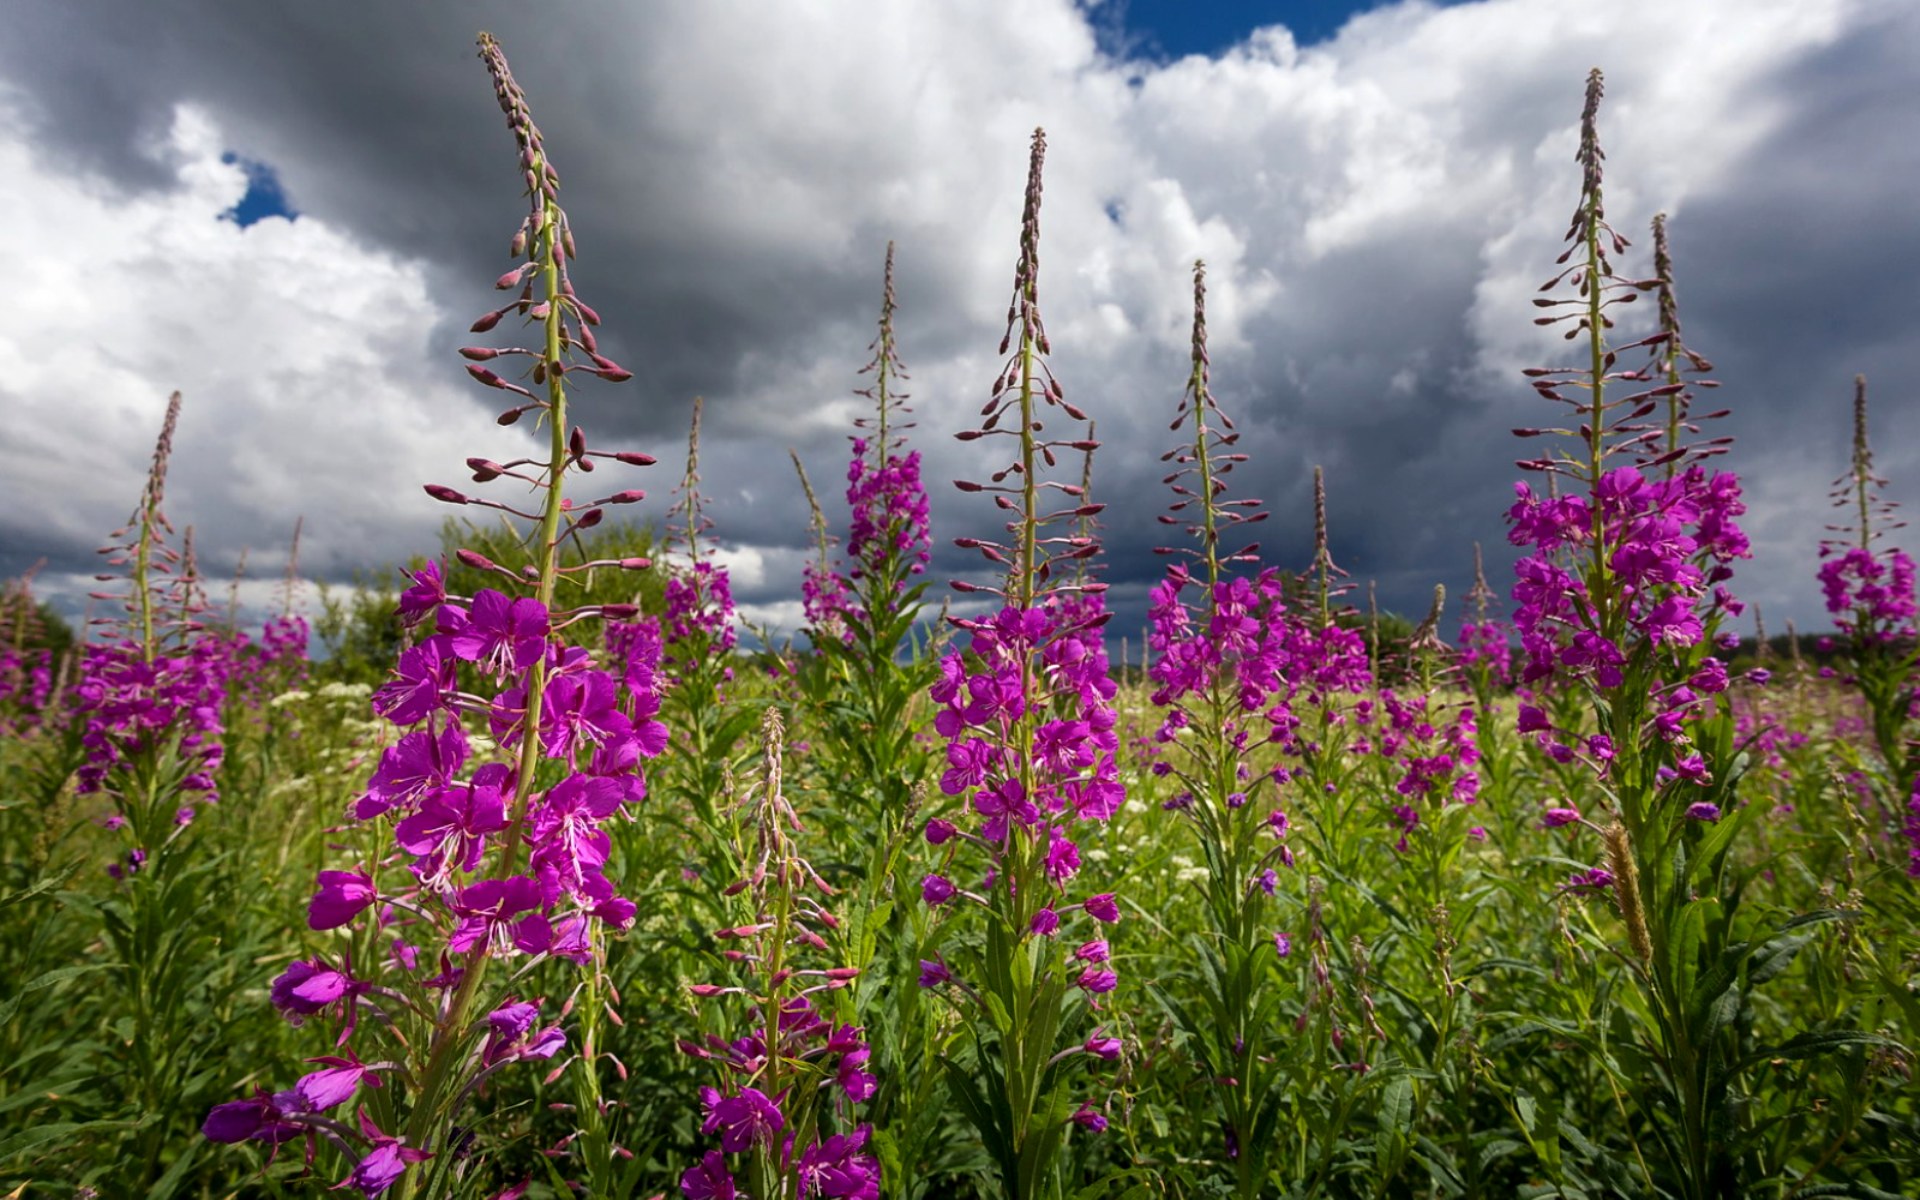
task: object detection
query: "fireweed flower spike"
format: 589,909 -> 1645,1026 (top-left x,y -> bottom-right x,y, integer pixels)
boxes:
204,35 -> 660,1197
73,390 -> 241,1192
1816,374 -> 1917,799
792,449 -> 851,645
1499,70 -> 1843,1198
1145,259 -> 1315,1195
678,709 -> 880,1199
799,242 -> 939,826
76,392 -> 230,832
655,394 -> 744,830
926,128 -> 1124,1199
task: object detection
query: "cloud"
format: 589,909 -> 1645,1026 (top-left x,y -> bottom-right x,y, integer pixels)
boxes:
2,0 -> 1914,642
0,96 -> 539,624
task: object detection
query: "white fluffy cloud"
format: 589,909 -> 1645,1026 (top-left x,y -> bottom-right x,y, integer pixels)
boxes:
0,96 -> 540,622
1,0 -> 1912,639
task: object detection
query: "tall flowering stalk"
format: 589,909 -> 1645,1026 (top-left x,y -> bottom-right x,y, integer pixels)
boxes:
1816,375 -> 1916,810
793,450 -> 851,646
66,391 -> 241,1186
800,242 -> 937,830
656,395 -> 755,829
1144,260 -> 1305,1195
678,709 -> 881,1200
202,35 -> 662,1197
1262,471 -> 1373,877
1502,71 -> 1869,1198
922,129 -> 1123,1199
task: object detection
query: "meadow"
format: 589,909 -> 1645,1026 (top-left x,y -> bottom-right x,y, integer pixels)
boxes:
0,35 -> 1915,1200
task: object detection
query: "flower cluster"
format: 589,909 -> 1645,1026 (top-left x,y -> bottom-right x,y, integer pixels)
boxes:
73,638 -> 230,814
1818,548 -> 1917,642
0,643 -> 55,735
73,391 -> 236,849
845,437 -> 930,597
0,573 -> 63,736
1359,690 -> 1480,836
1507,464 -> 1750,686
927,600 -> 1122,877
680,711 -> 880,1200
665,561 -> 739,658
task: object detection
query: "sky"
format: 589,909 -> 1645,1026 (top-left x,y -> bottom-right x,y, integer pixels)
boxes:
1,0 -> 1915,651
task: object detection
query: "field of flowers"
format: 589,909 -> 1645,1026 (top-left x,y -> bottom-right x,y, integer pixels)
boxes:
1,35 -> 1916,1200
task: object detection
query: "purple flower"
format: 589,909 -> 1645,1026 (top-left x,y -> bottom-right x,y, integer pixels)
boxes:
681,1150 -> 737,1200
308,870 -> 376,931
270,958 -> 356,1021
1044,828 -> 1080,884
371,638 -> 456,727
1073,939 -> 1110,964
291,1057 -> 370,1113
1685,801 -> 1722,822
1071,1103 -> 1109,1133
796,1126 -> 883,1200
357,724 -> 469,820
1542,807 -> 1582,829
1084,1033 -> 1123,1060
920,873 -> 955,906
1029,907 -> 1059,937
1076,967 -> 1118,995
1274,931 -> 1292,958
700,1086 -> 784,1153
924,817 -> 957,844
1083,893 -> 1120,924
917,958 -> 953,988
394,765 -> 511,887
446,875 -> 541,954
201,1092 -> 301,1145
444,588 -> 550,678
395,559 -> 446,629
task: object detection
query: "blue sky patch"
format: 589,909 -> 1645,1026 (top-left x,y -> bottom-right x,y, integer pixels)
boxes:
1088,0 -> 1467,59
219,151 -> 297,226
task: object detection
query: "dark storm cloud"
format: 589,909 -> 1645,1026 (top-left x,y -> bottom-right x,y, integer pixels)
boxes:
2,0 -> 1913,642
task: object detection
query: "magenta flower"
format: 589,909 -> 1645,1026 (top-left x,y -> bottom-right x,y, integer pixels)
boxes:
1076,967 -> 1118,995
446,876 -> 542,954
394,765 -> 511,887
681,1151 -> 737,1200
920,873 -> 956,906
291,1056 -> 372,1113
395,559 -> 447,629
270,958 -> 360,1023
796,1127 -> 882,1200
1083,893 -> 1120,924
444,588 -> 549,678
700,1086 -> 784,1153
371,639 -> 456,727
1044,828 -> 1081,884
345,1111 -> 430,1196
308,871 -> 376,931
528,772 -> 626,903
201,1091 -> 302,1145
357,724 -> 470,820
